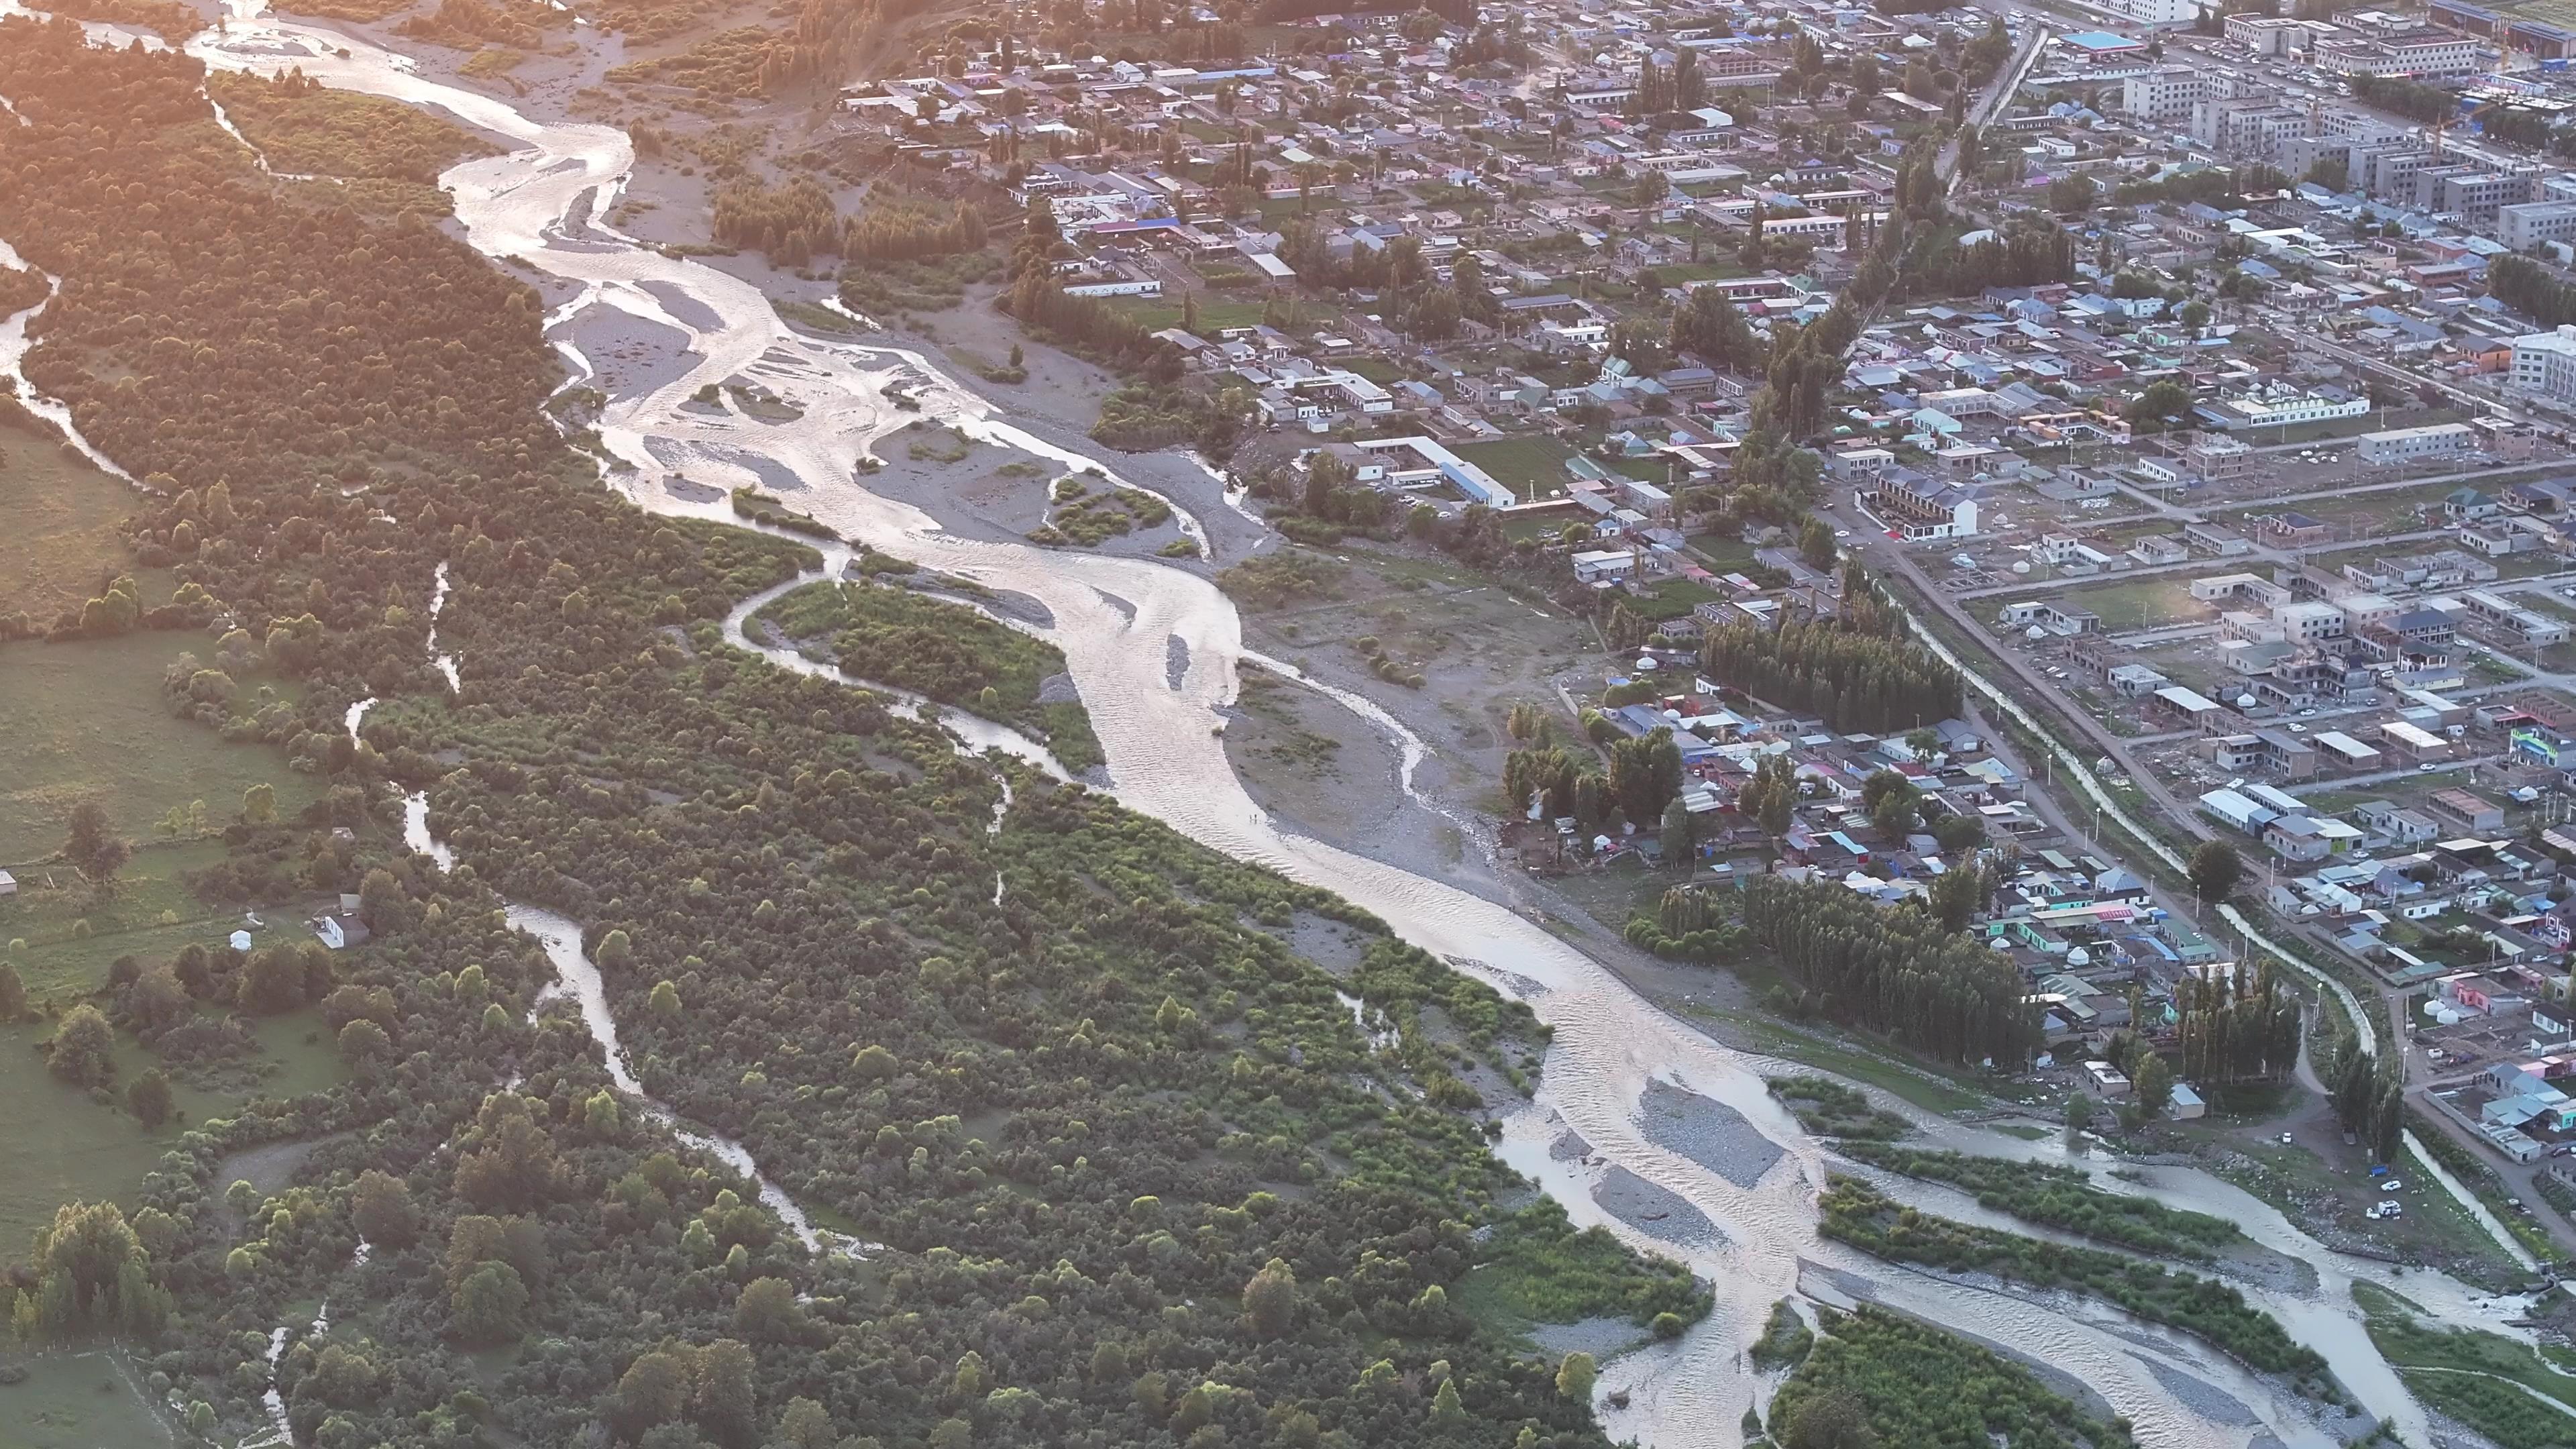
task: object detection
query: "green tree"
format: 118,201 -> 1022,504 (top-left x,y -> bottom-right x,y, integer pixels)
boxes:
0,960 -> 27,1022
21,1201 -> 169,1340
2135,1051 -> 2174,1117
2189,841 -> 2243,904
2127,378 -> 2195,432
1927,866 -> 1982,933
1784,1385 -> 1876,1449
125,1069 -> 173,1128
597,928 -> 634,970
735,1276 -> 805,1341
649,979 -> 681,1017
1799,516 -> 1837,572
242,782 -> 276,823
451,1260 -> 529,1343
1660,796 -> 1692,871
1244,1257 -> 1297,1340
774,1397 -> 835,1449
1556,1352 -> 1597,1402
338,1018 -> 391,1066
62,801 -> 130,885
47,1004 -> 117,1087
350,1170 -> 419,1248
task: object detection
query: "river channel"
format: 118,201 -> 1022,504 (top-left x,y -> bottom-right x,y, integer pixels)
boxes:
0,10 -> 2545,1442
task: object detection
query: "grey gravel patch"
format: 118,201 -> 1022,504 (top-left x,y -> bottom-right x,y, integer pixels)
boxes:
1036,672 -> 1081,705
637,279 -> 723,333
982,590 -> 1055,629
1092,587 -> 1136,623
1798,1261 -> 1880,1305
1528,1316 -> 1646,1360
703,444 -> 808,493
562,306 -> 696,402
1593,1167 -> 1725,1249
661,475 -> 723,503
1638,1079 -> 1787,1189
2139,1358 -> 2259,1427
1552,1129 -> 1595,1162
1167,635 -> 1191,690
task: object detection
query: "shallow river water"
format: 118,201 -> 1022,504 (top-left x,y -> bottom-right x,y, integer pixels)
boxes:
0,11 -> 2545,1442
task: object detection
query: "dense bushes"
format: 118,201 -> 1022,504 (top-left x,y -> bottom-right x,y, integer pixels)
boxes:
1697,613 -> 1959,735
1091,381 -> 1245,454
1766,1077 -> 1911,1142
1819,1177 -> 2325,1379
1835,1143 -> 2242,1260
206,69 -> 496,215
753,578 -> 1105,770
844,197 -> 987,263
2491,255 -> 2576,331
1769,1305 -> 2133,1448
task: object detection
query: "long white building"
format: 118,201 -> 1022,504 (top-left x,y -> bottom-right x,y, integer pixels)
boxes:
2511,325 -> 2576,402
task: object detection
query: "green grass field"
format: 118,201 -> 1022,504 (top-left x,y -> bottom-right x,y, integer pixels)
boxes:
1110,296 -> 1272,333
1624,578 -> 1723,623
1,839 -> 251,1000
0,1002 -> 345,1271
0,633 -> 319,863
0,429 -> 136,625
2053,576 -> 2206,631
0,1352 -> 174,1449
1454,437 -> 1580,503
1689,533 -> 1761,574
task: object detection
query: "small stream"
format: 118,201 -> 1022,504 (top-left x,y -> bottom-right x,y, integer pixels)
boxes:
0,237 -> 137,481
358,627 -> 861,1256
242,1242 -> 370,1449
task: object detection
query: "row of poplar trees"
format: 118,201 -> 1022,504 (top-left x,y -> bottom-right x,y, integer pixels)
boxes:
1741,875 -> 2039,1067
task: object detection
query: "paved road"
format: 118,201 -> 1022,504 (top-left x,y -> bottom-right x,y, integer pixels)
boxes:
1946,524 -> 2470,602
1832,492 -> 2220,845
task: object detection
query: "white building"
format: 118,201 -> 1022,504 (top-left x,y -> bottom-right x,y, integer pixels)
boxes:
2511,325 -> 2576,402
2358,423 -> 2475,464
2312,31 -> 2483,77
2219,387 -> 2372,429
2123,66 -> 2210,123
2500,201 -> 2576,252
2086,0 -> 2199,27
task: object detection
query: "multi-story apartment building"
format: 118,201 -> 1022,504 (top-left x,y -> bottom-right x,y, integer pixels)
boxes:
2500,200 -> 2576,250
2511,326 -> 2576,401
2313,30 -> 2485,75
2122,66 -> 2209,123
2355,142 -> 2430,200
2413,164 -> 2533,220
2192,97 -> 2310,160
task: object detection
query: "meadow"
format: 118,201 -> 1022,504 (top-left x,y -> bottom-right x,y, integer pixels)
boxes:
0,632 -> 319,863
0,429 -> 134,625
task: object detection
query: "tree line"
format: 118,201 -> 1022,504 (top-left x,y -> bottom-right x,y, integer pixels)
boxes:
1739,875 -> 2039,1067
1697,615 -> 1960,735
2171,959 -> 2302,1085
710,175 -> 841,263
2491,255 -> 2576,329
